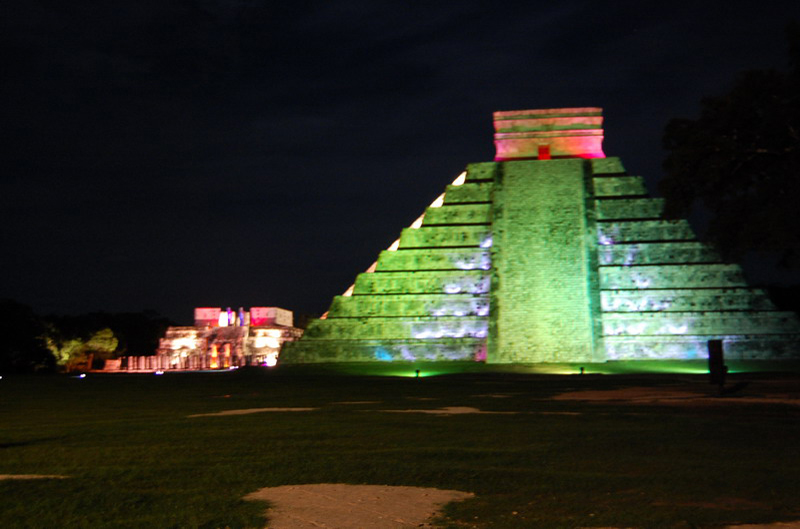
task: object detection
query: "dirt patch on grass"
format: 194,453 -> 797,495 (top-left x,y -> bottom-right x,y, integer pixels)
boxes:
552,387 -> 800,406
187,407 -> 317,417
724,523 -> 800,528
553,387 -> 702,402
245,483 -> 473,528
653,497 -> 771,511
0,474 -> 68,480
381,406 -> 518,415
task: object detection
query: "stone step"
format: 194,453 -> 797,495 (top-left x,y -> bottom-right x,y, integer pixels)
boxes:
355,270 -> 490,295
601,288 -> 775,312
595,197 -> 664,220
422,203 -> 491,225
328,294 -> 490,318
303,316 -> 488,341
376,248 -> 491,271
600,264 -> 746,289
593,175 -> 647,197
597,242 -> 719,266
465,162 -> 498,182
598,219 -> 695,243
604,334 -> 800,361
591,157 -> 626,175
442,182 -> 493,203
602,311 -> 800,337
282,338 -> 485,363
399,225 -> 492,248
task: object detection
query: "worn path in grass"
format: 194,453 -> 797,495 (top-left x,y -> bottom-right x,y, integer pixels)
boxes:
246,484 -> 473,528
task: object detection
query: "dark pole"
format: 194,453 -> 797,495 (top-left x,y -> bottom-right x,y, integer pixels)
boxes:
707,339 -> 727,395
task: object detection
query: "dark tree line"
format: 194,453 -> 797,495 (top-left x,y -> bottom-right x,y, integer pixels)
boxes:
0,300 -> 54,373
660,22 -> 800,268
0,299 -> 174,373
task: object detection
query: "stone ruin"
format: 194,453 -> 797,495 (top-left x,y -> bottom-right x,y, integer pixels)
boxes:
105,306 -> 303,371
281,108 -> 800,364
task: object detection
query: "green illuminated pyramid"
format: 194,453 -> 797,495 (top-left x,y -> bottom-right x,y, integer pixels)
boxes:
282,108 -> 800,364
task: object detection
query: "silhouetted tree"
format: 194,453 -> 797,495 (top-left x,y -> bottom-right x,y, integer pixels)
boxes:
0,299 -> 55,373
102,310 -> 173,356
660,22 -> 800,267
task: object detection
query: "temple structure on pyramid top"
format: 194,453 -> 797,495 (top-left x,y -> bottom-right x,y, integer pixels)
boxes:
280,108 -> 800,364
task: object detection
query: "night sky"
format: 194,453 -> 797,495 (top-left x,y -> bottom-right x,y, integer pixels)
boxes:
3,1 -> 799,324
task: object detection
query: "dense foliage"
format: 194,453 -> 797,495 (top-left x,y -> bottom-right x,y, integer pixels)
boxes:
660,23 -> 800,266
0,300 -> 54,373
0,301 -> 173,373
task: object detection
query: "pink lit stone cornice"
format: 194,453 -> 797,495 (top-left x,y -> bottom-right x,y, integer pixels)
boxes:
493,107 -> 605,160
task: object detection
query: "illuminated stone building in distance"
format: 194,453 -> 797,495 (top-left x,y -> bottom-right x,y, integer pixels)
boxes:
157,307 -> 302,369
108,307 -> 303,371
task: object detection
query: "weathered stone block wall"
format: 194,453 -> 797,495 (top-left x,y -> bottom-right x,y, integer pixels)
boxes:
442,182 -> 492,203
375,249 -> 491,271
593,176 -> 648,197
422,204 -> 492,225
398,226 -> 491,248
303,316 -> 488,341
598,242 -> 719,266
596,198 -> 664,220
354,270 -> 490,295
598,220 -> 695,243
329,294 -> 490,318
600,288 -> 776,312
599,264 -> 746,289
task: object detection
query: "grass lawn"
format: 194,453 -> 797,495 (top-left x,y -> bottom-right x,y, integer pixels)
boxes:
1,365 -> 799,528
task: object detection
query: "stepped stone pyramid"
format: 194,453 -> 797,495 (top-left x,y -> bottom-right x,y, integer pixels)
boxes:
281,108 -> 800,364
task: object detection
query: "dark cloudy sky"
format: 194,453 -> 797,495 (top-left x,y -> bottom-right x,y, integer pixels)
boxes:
2,1 -> 799,324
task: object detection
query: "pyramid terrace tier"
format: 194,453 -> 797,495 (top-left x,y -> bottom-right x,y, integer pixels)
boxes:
376,249 -> 491,272
421,203 -> 492,225
302,316 -> 489,341
590,157 -> 627,175
398,226 -> 493,249
442,182 -> 493,203
597,220 -> 696,243
595,198 -> 665,220
602,311 -> 800,337
354,270 -> 490,295
464,162 -> 499,182
282,338 -> 485,363
592,175 -> 649,197
328,294 -> 490,318
601,288 -> 777,312
605,334 -> 800,360
599,264 -> 747,289
597,242 -> 720,266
